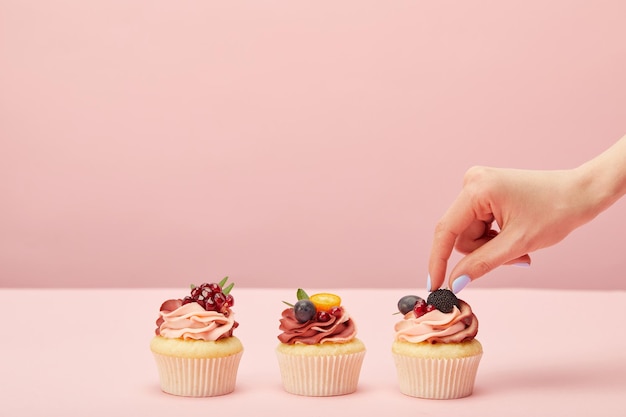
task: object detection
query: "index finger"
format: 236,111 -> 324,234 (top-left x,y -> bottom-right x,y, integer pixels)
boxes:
428,189 -> 486,290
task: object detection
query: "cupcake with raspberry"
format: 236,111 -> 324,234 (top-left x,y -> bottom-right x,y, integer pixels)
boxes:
276,289 -> 366,396
392,289 -> 482,399
150,277 -> 243,397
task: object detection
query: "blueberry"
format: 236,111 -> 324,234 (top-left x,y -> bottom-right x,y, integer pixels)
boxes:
397,295 -> 422,315
294,299 -> 316,323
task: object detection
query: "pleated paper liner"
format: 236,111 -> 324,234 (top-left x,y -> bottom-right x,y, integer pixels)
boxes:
152,351 -> 243,397
392,353 -> 482,399
276,350 -> 366,396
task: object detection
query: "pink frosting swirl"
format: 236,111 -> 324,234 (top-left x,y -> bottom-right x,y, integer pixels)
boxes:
155,299 -> 236,341
394,300 -> 478,344
277,308 -> 357,345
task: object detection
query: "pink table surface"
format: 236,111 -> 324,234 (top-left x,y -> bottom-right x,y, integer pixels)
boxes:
1,288 -> 625,416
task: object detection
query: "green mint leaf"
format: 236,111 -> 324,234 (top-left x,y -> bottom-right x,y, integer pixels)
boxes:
282,301 -> 294,307
223,282 -> 235,295
218,276 -> 229,288
296,288 -> 309,300
190,284 -> 196,289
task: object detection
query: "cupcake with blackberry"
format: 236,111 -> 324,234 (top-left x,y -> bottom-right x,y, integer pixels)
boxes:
392,289 -> 482,399
150,277 -> 243,397
276,289 -> 366,396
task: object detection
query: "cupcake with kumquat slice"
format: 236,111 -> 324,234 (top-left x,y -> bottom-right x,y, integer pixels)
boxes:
276,289 -> 366,396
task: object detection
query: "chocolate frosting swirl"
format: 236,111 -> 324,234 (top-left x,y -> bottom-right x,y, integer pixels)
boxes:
277,308 -> 357,345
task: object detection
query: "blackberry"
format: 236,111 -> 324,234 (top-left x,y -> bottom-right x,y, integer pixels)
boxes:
427,289 -> 460,313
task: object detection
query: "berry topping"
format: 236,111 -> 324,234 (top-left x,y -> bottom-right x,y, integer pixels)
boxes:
426,289 -> 460,313
225,294 -> 234,307
190,286 -> 203,299
412,298 -> 428,318
213,292 -> 226,307
284,289 -> 344,323
316,310 -> 332,322
329,306 -> 343,318
397,295 -> 423,315
310,293 -> 342,312
293,299 -> 316,323
187,276 -> 235,314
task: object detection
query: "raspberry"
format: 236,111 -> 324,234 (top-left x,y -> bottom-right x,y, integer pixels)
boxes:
426,289 -> 460,313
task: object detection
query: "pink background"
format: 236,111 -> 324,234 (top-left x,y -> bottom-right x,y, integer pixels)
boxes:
1,1 -> 625,289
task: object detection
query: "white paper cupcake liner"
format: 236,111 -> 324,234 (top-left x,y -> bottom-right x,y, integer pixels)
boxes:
152,351 -> 243,397
276,350 -> 366,396
392,353 -> 482,399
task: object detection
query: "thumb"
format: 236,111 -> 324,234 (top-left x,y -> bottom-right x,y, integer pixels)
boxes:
447,232 -> 531,293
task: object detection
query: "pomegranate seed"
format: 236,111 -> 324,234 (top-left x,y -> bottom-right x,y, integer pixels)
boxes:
317,311 -> 331,322
225,294 -> 234,307
214,292 -> 225,303
413,299 -> 429,318
213,293 -> 226,311
204,297 -> 215,311
329,306 -> 343,318
209,283 -> 221,293
182,296 -> 194,305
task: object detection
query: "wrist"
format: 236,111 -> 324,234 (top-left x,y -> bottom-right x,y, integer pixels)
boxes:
574,136 -> 626,217
571,166 -> 613,220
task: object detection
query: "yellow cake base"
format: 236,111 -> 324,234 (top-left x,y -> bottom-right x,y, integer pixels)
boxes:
150,335 -> 243,358
392,339 -> 482,358
276,338 -> 365,356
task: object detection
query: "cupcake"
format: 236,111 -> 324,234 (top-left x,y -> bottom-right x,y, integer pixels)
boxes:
276,289 -> 366,396
150,277 -> 243,397
392,289 -> 482,399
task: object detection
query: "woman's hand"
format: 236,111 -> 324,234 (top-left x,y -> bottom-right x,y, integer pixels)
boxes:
427,166 -> 599,293
428,134 -> 626,293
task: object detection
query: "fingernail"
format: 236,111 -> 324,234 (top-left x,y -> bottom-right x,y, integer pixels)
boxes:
452,274 -> 471,294
426,274 -> 432,292
513,262 -> 530,268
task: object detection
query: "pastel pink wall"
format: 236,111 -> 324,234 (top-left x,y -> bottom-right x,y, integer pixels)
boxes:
1,1 -> 625,289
